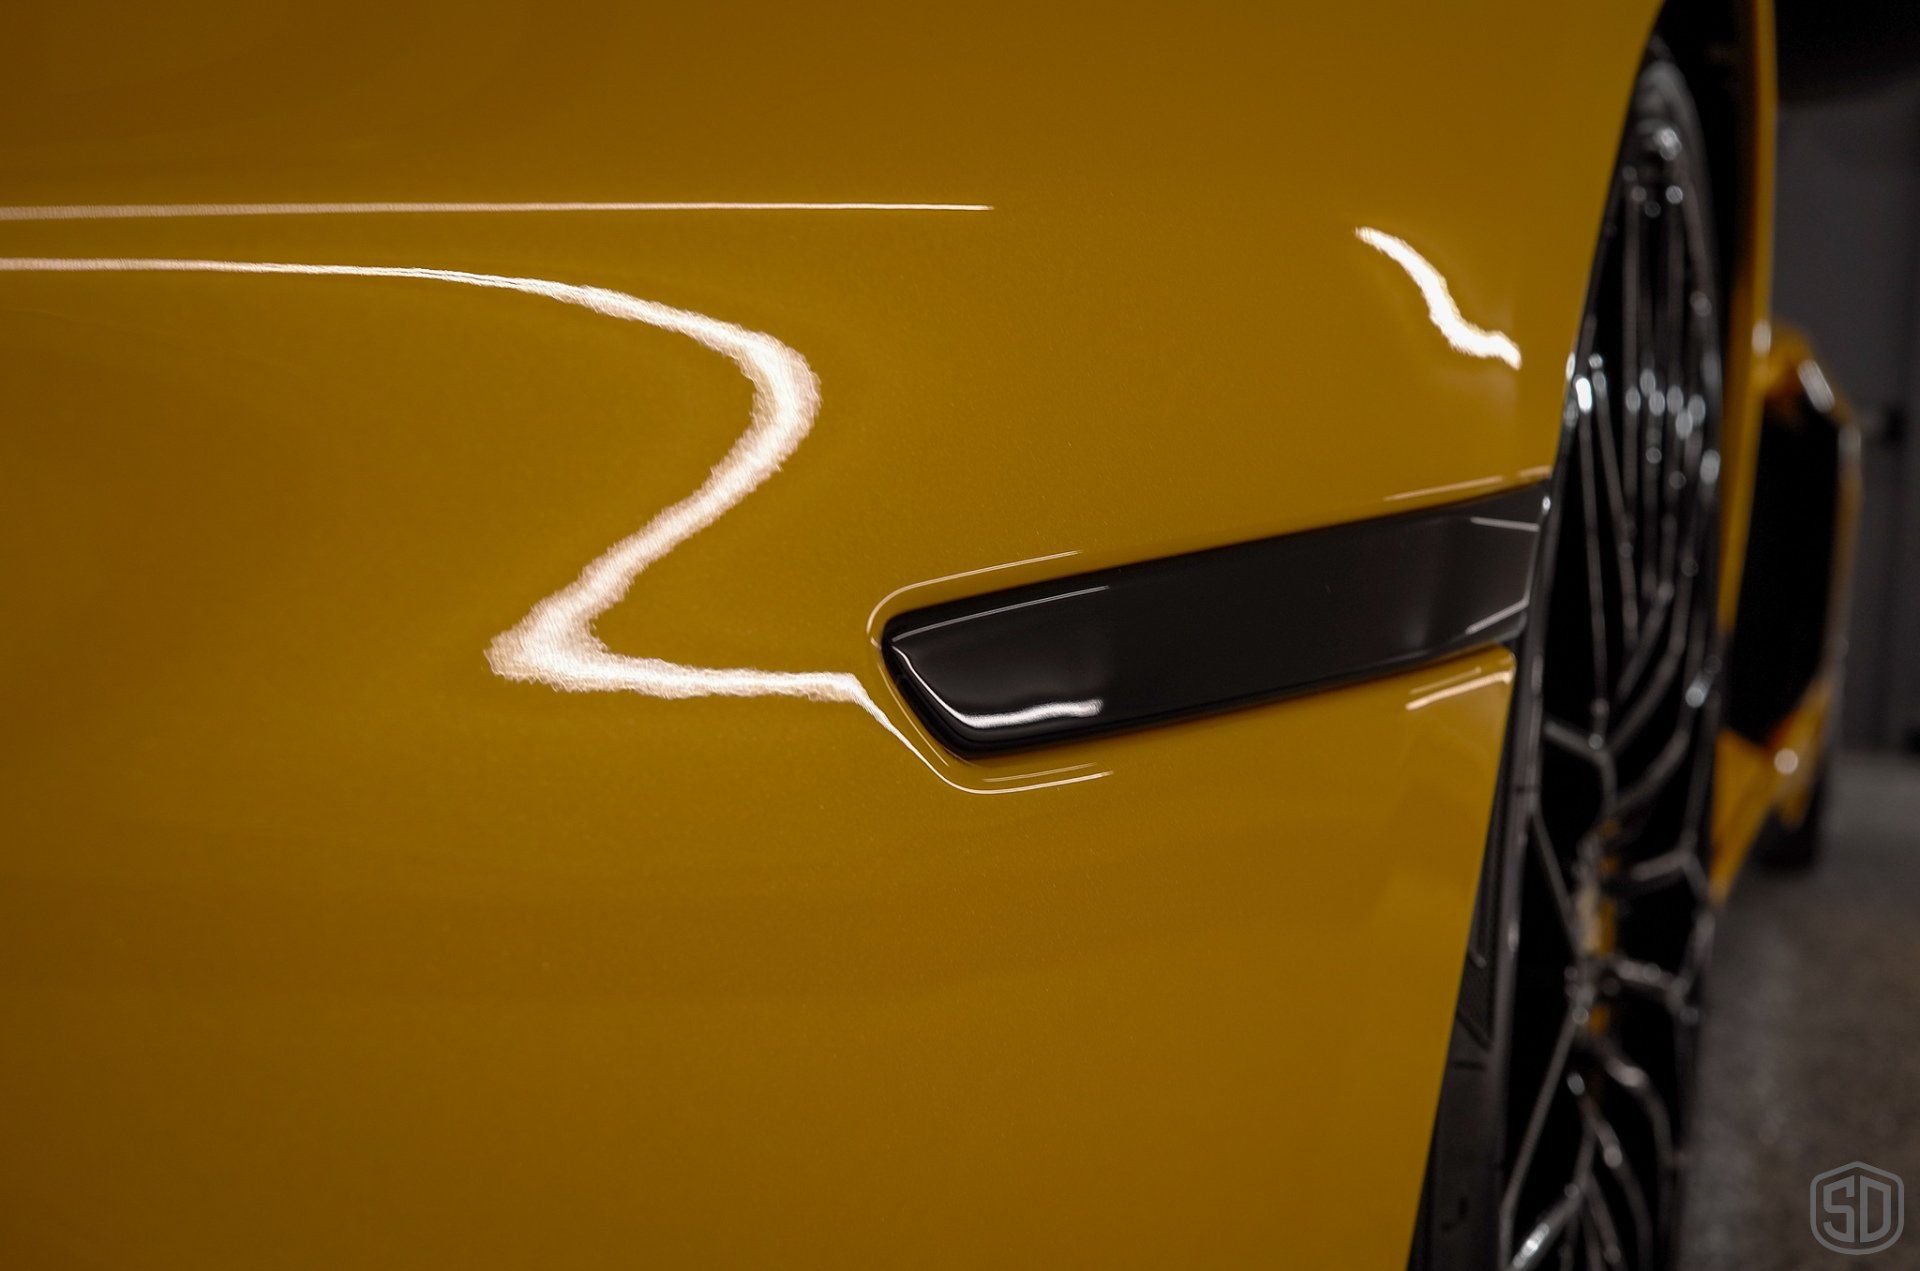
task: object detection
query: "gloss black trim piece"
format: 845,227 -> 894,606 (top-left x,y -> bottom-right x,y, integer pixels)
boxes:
882,484 -> 1548,755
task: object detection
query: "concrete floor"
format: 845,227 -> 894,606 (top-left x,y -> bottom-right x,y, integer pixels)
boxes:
1681,755 -> 1920,1268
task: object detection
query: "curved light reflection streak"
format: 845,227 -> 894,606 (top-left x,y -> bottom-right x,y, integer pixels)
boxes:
889,585 -> 1109,643
0,201 -> 993,222
1404,665 -> 1514,712
0,254 -> 1098,796
864,548 -> 1081,645
1384,474 -> 1505,503
1355,227 -> 1522,370
892,649 -> 1104,732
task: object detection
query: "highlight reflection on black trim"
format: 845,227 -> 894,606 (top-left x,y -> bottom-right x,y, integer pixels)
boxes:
883,485 -> 1548,755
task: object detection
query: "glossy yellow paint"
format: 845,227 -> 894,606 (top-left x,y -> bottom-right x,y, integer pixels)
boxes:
1712,680 -> 1831,895
0,1 -> 1784,1265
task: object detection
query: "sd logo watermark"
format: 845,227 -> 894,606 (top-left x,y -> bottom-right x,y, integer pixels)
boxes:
1812,1162 -> 1904,1256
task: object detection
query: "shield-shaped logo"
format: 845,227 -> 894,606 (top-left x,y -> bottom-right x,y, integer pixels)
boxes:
1811,1162 -> 1905,1256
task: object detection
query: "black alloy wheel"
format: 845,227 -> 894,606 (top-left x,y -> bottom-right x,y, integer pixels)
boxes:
1413,44 -> 1727,1271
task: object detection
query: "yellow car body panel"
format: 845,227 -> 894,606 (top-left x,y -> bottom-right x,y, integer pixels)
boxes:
0,1 -> 1819,1265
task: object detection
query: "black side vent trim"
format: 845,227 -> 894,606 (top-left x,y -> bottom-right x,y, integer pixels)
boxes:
1725,382 -> 1843,744
882,484 -> 1549,755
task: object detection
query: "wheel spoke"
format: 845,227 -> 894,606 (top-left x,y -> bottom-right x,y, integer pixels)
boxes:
1590,367 -> 1641,648
1606,834 -> 1707,903
1503,1000 -> 1586,1238
1487,64 -> 1721,1271
1513,1130 -> 1599,1271
1581,1093 -> 1654,1267
1528,808 -> 1583,948
1576,412 -> 1614,725
1600,955 -> 1684,1012
1590,1034 -> 1678,1229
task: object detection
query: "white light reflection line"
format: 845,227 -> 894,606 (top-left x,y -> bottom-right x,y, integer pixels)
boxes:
981,762 -> 1097,784
1463,596 -> 1531,637
934,764 -> 1109,795
986,768 -> 1109,792
1469,516 -> 1541,534
1405,665 -> 1487,699
1354,227 -> 1522,370
0,255 -> 1096,798
1383,474 -> 1504,503
892,650 -> 1103,732
865,548 -> 1081,643
1796,360 -> 1836,414
0,201 -> 993,222
889,585 -> 1108,642
1405,667 -> 1514,712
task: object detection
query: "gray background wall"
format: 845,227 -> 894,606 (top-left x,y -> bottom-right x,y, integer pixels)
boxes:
1775,81 -> 1920,749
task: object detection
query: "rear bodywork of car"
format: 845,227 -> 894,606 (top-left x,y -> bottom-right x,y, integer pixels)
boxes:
0,0 -> 1850,1264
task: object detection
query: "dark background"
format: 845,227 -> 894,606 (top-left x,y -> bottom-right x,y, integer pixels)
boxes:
1774,0 -> 1920,752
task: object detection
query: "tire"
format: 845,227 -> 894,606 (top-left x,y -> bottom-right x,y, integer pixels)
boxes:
1411,44 -> 1726,1271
